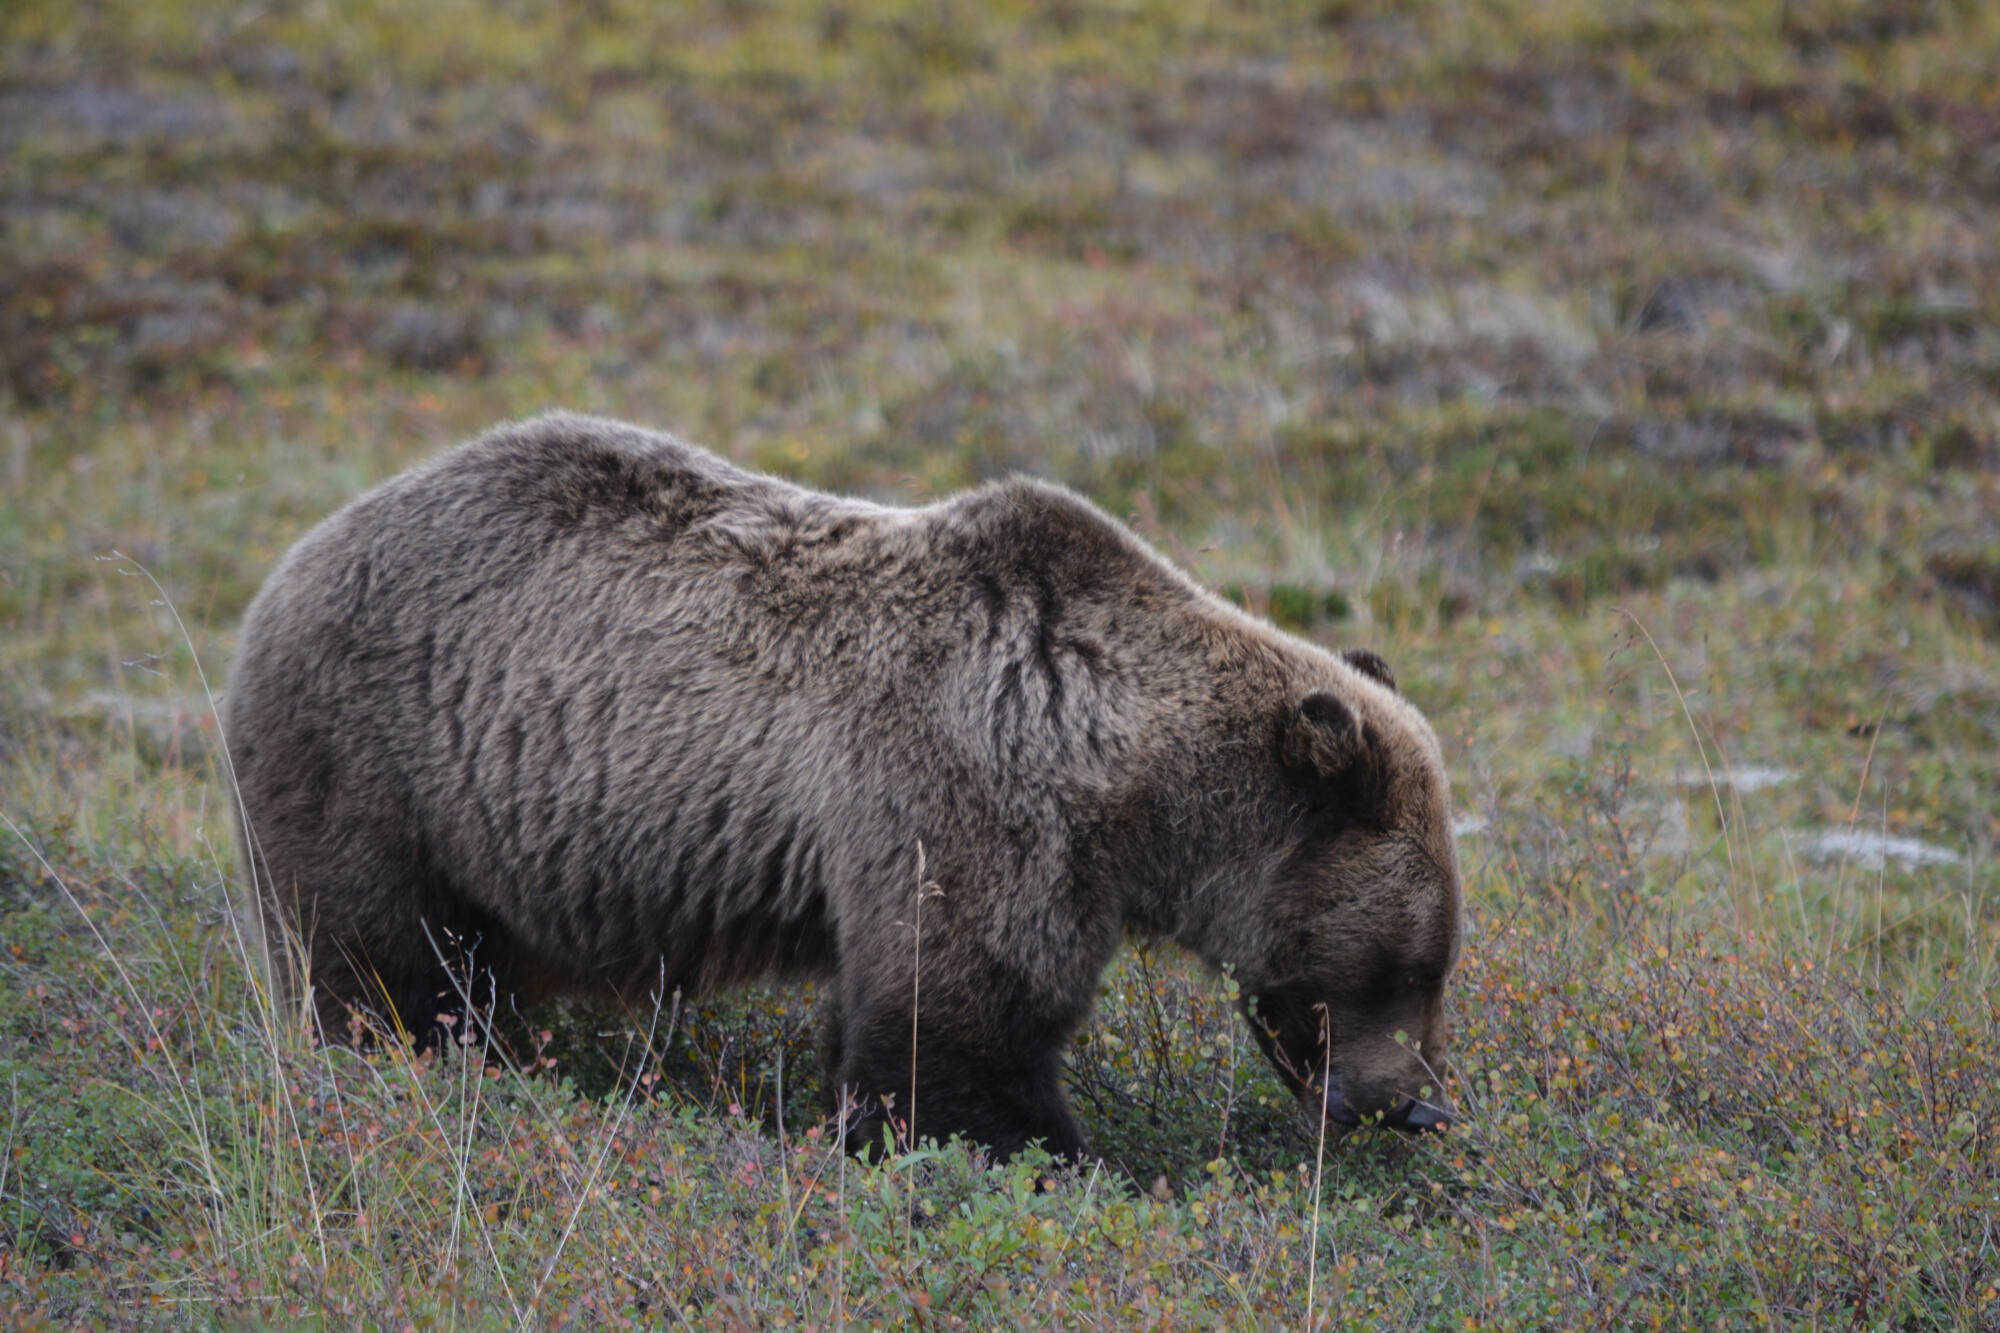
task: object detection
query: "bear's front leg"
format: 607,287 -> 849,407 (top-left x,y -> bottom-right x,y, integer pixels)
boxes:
831,997 -> 1085,1162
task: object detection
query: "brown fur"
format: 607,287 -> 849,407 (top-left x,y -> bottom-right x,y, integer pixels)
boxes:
229,411 -> 1461,1157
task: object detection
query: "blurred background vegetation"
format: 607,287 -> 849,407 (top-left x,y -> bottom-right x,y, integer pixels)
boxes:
2,0 -> 1996,1327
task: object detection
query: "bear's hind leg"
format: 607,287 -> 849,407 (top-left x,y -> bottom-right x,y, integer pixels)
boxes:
253,839 -> 481,1052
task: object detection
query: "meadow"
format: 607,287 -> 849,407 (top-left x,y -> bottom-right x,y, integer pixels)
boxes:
2,0 -> 1997,1326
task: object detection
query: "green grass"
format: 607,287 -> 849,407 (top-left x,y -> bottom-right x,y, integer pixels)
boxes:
3,0 -> 1999,1326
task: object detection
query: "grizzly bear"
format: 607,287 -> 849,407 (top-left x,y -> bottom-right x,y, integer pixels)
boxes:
230,412 -> 1461,1159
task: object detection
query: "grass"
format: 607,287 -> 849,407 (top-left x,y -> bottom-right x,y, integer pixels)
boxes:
3,0 -> 1999,1326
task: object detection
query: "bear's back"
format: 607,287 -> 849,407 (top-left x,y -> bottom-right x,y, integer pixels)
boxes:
350,412 -> 811,571
235,413 -> 889,692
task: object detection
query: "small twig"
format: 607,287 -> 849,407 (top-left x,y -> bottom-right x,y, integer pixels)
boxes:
775,1047 -> 799,1274
835,1085 -> 849,1333
899,841 -> 944,1257
1304,1003 -> 1333,1330
1831,705 -> 1890,957
0,1073 -> 18,1219
1029,1162 -> 1104,1333
907,842 -> 925,1258
1215,970 -> 1240,1163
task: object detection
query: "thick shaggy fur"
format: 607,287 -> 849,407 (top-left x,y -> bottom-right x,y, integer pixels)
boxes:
231,412 -> 1462,1158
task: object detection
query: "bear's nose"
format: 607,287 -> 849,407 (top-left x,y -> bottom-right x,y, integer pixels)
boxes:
1315,1080 -> 1360,1128
1384,1097 -> 1452,1132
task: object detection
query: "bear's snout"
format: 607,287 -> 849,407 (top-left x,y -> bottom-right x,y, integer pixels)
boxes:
1329,1056 -> 1453,1134
1382,1095 -> 1452,1132
1308,1077 -> 1453,1133
1243,986 -> 1453,1134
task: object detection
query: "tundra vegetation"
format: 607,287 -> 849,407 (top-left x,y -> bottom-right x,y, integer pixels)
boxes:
2,0 -> 1997,1327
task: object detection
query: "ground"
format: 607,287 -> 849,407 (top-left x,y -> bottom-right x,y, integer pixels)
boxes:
1,0 -> 1997,1327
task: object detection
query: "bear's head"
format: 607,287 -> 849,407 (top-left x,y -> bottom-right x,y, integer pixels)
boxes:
1238,648 -> 1462,1132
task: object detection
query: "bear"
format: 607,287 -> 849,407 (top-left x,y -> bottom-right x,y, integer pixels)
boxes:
229,411 -> 1462,1159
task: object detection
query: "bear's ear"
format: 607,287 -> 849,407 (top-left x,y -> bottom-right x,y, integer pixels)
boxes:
1284,692 -> 1363,779
1340,648 -> 1396,693
1282,692 -> 1390,815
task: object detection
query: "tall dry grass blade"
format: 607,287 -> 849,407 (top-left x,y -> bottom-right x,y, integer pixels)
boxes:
1615,608 -> 1743,932
521,978 -> 675,1331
